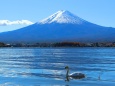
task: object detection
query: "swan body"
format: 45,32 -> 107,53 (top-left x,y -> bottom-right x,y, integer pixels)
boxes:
65,66 -> 85,79
69,72 -> 85,79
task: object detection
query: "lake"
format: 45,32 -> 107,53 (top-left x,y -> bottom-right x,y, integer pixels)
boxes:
0,47 -> 115,86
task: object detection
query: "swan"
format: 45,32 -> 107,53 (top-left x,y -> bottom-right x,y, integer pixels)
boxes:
65,66 -> 85,79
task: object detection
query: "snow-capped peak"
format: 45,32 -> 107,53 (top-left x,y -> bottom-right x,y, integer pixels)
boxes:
39,10 -> 86,24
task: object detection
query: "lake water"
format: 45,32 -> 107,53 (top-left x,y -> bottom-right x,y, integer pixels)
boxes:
0,47 -> 115,86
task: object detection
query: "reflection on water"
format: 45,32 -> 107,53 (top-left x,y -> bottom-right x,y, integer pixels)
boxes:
0,48 -> 115,86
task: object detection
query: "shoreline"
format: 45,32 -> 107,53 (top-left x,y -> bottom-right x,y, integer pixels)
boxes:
1,42 -> 115,47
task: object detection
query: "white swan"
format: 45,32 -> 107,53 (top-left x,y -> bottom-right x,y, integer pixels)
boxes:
65,66 -> 85,79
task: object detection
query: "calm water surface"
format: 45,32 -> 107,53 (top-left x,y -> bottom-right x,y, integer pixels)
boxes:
0,47 -> 115,86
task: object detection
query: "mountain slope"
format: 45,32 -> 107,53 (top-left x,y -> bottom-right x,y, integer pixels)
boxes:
0,10 -> 115,43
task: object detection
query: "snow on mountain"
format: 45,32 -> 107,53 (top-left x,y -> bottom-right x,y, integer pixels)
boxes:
0,10 -> 115,43
39,10 -> 86,24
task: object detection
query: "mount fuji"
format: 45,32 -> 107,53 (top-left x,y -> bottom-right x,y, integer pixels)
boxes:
0,10 -> 115,43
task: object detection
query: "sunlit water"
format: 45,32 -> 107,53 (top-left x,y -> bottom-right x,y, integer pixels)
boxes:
0,47 -> 115,86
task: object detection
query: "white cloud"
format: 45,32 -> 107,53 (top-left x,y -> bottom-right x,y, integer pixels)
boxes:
0,20 -> 34,26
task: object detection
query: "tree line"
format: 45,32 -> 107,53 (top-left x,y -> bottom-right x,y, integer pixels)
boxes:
1,42 -> 115,47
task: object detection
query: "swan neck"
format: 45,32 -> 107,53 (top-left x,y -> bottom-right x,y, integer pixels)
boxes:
66,68 -> 69,77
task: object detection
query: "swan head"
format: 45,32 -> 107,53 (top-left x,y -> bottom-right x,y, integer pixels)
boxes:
65,66 -> 69,69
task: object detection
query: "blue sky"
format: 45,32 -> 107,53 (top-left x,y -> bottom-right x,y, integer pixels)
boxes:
0,0 -> 115,32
